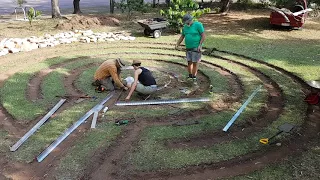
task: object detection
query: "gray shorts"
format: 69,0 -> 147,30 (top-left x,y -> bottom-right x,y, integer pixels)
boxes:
186,48 -> 201,62
100,77 -> 115,91
136,83 -> 157,95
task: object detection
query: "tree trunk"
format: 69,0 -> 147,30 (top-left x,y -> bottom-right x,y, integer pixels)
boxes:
110,0 -> 114,14
153,0 -> 156,8
73,0 -> 82,14
220,0 -> 231,13
51,0 -> 61,18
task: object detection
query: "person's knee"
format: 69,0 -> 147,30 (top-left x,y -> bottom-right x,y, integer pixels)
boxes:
124,76 -> 134,87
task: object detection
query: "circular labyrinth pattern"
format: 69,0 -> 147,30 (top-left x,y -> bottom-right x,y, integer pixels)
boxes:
0,41 -> 318,180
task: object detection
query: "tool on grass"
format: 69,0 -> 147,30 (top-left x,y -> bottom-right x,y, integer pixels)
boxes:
115,120 -> 129,126
223,85 -> 262,132
259,123 -> 294,145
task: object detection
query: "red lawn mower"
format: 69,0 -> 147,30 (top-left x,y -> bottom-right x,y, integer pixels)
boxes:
269,0 -> 312,29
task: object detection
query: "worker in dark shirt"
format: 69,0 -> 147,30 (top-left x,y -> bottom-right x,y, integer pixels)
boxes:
125,60 -> 157,101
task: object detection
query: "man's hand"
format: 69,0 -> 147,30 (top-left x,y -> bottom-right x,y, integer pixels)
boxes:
123,86 -> 128,91
125,96 -> 130,101
197,45 -> 202,52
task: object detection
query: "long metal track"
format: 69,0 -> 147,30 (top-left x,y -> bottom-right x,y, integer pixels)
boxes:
223,85 -> 263,132
37,92 -> 114,162
115,97 -> 210,106
90,107 -> 102,129
10,99 -> 66,152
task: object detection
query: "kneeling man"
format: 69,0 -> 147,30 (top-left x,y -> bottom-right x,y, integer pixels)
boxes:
92,58 -> 128,91
125,60 -> 157,101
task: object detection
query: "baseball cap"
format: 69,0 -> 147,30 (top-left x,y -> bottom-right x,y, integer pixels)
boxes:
182,14 -> 193,24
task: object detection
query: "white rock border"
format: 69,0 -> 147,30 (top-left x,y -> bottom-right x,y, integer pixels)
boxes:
0,30 -> 136,57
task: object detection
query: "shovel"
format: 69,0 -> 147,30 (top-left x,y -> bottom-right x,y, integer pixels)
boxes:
259,123 -> 294,145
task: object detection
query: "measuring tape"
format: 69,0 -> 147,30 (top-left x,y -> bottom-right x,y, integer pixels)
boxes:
115,97 -> 210,106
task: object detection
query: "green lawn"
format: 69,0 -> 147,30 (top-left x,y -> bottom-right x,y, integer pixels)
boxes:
0,12 -> 319,179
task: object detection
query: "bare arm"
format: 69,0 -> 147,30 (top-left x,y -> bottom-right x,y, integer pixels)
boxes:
125,69 -> 142,101
197,33 -> 206,52
109,67 -> 126,88
175,35 -> 185,48
199,33 -> 206,46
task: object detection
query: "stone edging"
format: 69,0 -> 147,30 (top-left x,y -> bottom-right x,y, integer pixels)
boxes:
0,29 -> 136,56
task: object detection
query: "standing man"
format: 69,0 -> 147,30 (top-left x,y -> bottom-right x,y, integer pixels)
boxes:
92,58 -> 128,91
125,60 -> 157,101
175,14 -> 206,84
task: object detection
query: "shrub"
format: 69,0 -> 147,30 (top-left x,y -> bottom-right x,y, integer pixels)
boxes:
12,0 -> 27,7
160,0 -> 210,32
27,7 -> 41,26
115,0 -> 151,18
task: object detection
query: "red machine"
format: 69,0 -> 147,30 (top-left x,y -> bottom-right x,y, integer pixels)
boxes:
269,0 -> 311,29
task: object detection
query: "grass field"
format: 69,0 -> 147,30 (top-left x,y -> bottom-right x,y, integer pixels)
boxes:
0,9 -> 319,180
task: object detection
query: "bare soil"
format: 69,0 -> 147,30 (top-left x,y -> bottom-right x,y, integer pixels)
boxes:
55,15 -> 121,30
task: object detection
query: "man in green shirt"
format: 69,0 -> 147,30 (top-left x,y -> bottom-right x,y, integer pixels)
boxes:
176,14 -> 206,84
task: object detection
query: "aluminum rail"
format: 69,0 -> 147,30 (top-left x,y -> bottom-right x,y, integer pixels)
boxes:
223,85 -> 262,132
90,109 -> 100,129
10,99 -> 66,152
115,97 -> 210,106
37,92 -> 114,162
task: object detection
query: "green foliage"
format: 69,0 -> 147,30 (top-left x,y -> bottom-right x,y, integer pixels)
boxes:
13,0 -> 27,7
159,0 -> 210,32
27,7 -> 41,26
269,0 -> 293,7
115,0 -> 151,18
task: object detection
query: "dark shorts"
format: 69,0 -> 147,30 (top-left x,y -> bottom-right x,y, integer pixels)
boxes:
186,48 -> 201,63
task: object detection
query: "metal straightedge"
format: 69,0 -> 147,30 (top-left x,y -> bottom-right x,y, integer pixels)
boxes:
223,85 -> 262,132
10,99 -> 66,152
37,92 -> 114,162
90,106 -> 102,129
115,97 -> 210,106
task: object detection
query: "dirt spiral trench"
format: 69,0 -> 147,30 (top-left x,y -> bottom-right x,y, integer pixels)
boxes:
80,51 -> 288,180
0,43 -> 318,180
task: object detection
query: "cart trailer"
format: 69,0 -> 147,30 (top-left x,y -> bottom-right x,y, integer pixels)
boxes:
137,18 -> 167,38
269,0 -> 312,29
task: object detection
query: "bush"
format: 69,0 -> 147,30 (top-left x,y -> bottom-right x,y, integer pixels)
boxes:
160,0 -> 210,32
12,0 -> 27,7
115,0 -> 151,18
27,7 -> 41,26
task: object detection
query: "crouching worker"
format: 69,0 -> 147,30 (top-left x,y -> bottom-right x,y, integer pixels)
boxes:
125,60 -> 157,101
92,58 -> 128,91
